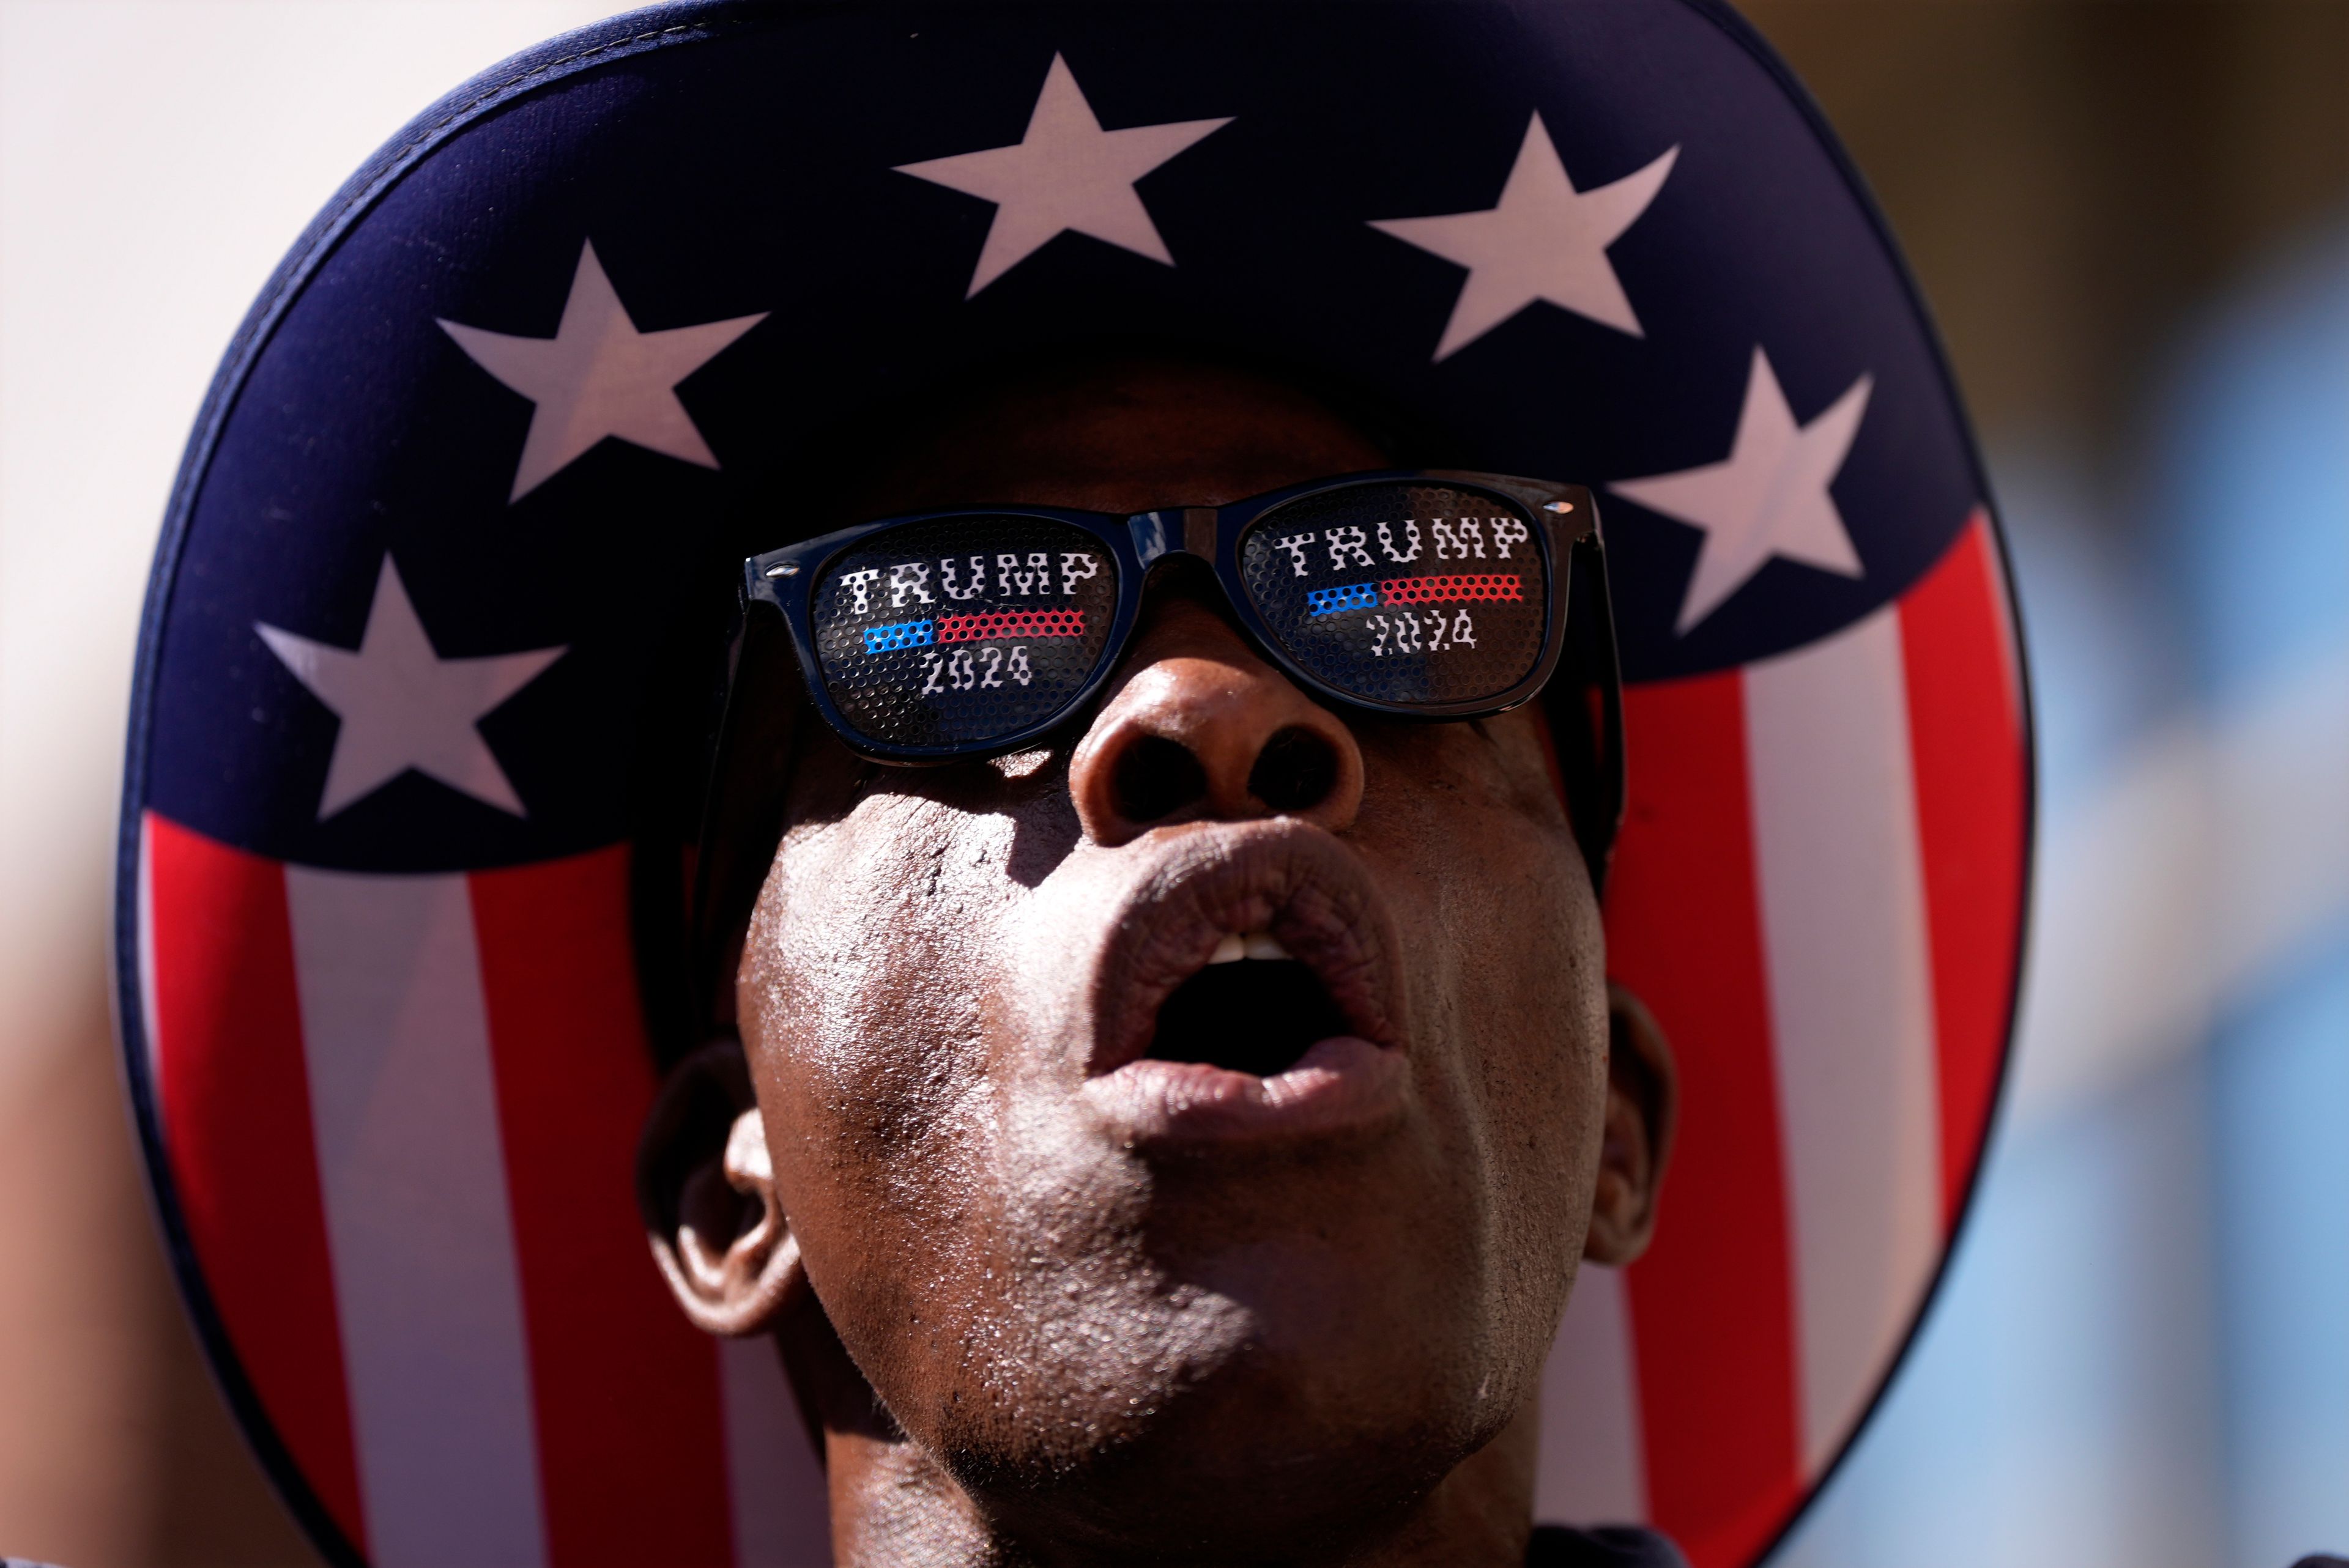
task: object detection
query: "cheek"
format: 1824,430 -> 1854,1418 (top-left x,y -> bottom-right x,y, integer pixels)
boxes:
1434,821 -> 1602,1124
1366,735 -> 1610,1233
737,796 -> 1022,1296
754,799 -> 970,1079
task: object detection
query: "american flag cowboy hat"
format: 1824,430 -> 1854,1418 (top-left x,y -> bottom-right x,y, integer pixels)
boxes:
114,4 -> 2033,1565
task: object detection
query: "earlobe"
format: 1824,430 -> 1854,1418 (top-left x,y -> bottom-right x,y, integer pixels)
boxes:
1583,982 -> 1677,1267
638,1041 -> 808,1337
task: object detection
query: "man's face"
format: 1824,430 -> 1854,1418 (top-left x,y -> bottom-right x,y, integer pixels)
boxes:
732,364 -> 1613,1548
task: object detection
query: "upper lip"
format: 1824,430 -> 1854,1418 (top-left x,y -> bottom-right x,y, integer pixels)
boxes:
1085,820 -> 1404,1076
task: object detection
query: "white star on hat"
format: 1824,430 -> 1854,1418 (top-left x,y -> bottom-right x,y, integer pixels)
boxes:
257,557 -> 566,818
1370,112 -> 1677,361
439,241 -> 766,501
894,53 -> 1233,297
1611,347 -> 1874,634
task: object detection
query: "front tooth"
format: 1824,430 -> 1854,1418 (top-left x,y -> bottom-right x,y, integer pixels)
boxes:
1208,933 -> 1247,965
1243,932 -> 1290,961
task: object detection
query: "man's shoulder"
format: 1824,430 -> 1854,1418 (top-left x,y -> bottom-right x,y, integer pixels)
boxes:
1525,1524 -> 1690,1568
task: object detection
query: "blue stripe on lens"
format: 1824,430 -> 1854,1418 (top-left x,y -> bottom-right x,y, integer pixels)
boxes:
1305,582 -> 1379,616
863,619 -> 935,653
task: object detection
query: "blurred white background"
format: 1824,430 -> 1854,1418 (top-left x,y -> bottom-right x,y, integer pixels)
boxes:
0,4 -> 630,1560
1,3 -> 2343,1564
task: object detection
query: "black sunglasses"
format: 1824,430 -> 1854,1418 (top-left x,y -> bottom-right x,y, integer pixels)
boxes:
737,469 -> 1605,760
689,470 -> 1625,1016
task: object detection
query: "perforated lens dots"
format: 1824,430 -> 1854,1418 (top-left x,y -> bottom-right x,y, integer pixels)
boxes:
809,490 -> 1540,749
1239,486 -> 1548,705
811,516 -> 1119,750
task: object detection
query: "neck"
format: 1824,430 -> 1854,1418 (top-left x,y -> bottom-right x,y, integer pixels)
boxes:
817,1401 -> 1540,1568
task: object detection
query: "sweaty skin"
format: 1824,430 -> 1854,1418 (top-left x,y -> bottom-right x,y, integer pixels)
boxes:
644,361 -> 1672,1568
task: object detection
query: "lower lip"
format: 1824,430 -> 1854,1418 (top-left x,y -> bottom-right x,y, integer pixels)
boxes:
1081,1037 -> 1408,1147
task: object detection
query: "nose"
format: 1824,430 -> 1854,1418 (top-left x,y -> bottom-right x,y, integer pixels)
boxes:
1069,596 -> 1365,847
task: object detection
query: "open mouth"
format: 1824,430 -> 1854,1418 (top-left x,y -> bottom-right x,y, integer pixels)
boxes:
1144,933 -> 1353,1078
1078,823 -> 1409,1146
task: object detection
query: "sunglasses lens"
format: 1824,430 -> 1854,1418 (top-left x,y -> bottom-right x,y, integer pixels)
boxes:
1237,484 -> 1551,706
807,516 -> 1119,752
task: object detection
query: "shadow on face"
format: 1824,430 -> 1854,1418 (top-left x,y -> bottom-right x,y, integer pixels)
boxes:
640,357 -> 1673,1564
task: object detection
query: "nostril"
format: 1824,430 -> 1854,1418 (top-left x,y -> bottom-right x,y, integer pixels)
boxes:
1249,726 -> 1339,814
1113,734 -> 1208,824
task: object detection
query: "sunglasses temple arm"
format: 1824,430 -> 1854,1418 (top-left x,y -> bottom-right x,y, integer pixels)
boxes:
688,599 -> 804,1038
1571,531 -> 1627,898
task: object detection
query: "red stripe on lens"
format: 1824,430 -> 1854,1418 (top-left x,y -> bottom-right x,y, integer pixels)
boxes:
1379,574 -> 1522,605
936,608 -> 1087,642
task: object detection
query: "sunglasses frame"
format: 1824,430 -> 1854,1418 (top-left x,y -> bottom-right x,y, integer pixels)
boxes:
735,468 -> 1600,765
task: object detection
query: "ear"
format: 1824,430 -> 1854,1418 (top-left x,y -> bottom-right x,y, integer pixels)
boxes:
638,1040 -> 806,1336
1583,982 -> 1677,1267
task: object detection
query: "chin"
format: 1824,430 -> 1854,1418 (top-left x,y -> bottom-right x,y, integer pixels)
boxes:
923,1240 -> 1523,1560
